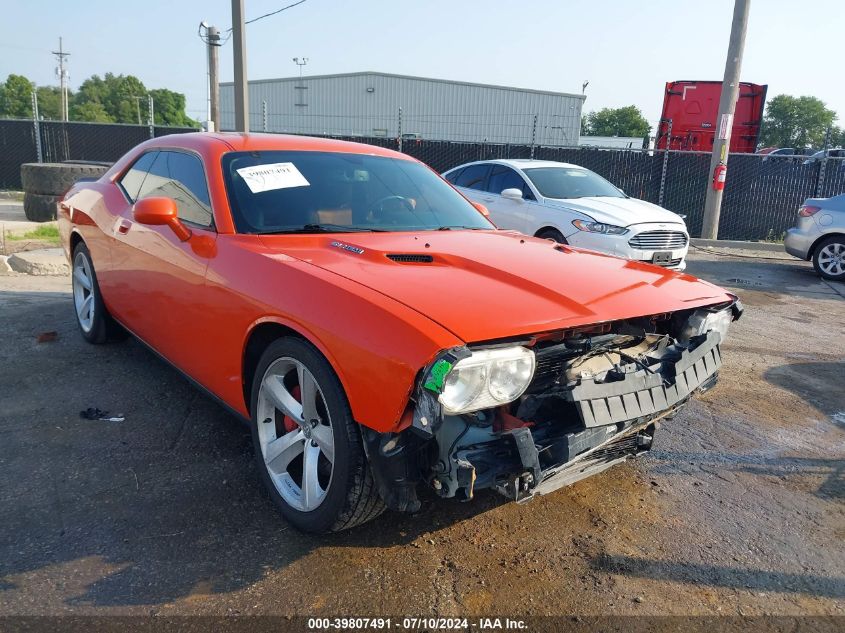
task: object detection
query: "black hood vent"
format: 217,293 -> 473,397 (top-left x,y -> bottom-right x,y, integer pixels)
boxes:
386,254 -> 434,263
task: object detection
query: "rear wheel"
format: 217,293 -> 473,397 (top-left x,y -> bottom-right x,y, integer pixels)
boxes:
813,236 -> 845,281
536,228 -> 567,244
250,337 -> 384,533
71,243 -> 128,344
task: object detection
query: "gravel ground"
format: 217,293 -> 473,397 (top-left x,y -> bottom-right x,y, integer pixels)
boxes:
0,251 -> 843,618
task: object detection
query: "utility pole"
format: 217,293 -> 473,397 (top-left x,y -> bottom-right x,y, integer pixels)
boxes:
701,0 -> 751,240
207,26 -> 221,132
52,37 -> 70,121
231,0 -> 249,132
148,94 -> 155,138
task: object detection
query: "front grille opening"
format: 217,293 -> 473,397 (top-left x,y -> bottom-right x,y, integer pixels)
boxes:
628,230 -> 688,250
386,254 -> 434,263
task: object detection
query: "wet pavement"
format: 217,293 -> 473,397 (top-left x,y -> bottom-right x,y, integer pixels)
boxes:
0,251 -> 843,617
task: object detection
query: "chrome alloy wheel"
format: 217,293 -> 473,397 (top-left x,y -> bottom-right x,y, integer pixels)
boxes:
256,357 -> 335,511
818,242 -> 845,277
72,250 -> 95,333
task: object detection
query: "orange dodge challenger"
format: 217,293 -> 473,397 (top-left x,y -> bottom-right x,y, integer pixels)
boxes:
59,133 -> 742,533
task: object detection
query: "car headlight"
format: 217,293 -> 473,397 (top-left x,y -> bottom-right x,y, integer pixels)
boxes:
438,347 -> 536,414
678,306 -> 734,344
572,219 -> 628,235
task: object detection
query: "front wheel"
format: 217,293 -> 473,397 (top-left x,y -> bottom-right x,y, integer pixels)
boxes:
536,228 -> 567,244
813,236 -> 845,281
250,337 -> 384,533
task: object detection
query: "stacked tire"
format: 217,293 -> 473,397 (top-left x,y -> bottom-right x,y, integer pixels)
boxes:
20,163 -> 110,222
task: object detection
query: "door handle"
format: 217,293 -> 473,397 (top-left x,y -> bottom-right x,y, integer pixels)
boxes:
117,219 -> 132,235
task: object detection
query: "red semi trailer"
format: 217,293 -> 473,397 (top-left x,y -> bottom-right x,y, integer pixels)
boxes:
656,81 -> 767,153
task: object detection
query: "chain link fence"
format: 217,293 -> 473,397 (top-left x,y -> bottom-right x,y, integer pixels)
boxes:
0,119 -> 198,190
321,138 -> 842,241
2,115 -> 843,241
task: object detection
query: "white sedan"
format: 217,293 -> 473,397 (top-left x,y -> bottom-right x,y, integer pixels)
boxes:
443,159 -> 690,270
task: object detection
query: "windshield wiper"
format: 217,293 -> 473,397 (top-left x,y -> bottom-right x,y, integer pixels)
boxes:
263,223 -> 386,234
434,225 -> 486,231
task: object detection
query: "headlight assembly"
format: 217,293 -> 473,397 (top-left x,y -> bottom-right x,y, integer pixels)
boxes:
678,306 -> 734,344
572,219 -> 628,235
438,346 -> 536,414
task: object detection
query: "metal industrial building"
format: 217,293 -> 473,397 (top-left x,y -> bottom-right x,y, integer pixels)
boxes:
219,71 -> 585,146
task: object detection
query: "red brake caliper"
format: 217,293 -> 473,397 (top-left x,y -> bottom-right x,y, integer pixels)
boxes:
282,385 -> 301,433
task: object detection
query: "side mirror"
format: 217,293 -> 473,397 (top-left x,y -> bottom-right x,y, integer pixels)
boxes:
472,202 -> 490,217
501,188 -> 523,201
133,197 -> 192,242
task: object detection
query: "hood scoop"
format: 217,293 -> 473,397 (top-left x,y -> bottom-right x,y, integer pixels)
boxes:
386,253 -> 434,263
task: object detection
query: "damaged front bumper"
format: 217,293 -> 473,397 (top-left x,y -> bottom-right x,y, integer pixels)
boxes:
363,309 -> 735,513
436,330 -> 722,503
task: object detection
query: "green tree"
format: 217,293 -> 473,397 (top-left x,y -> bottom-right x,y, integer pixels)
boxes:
149,88 -> 197,127
74,73 -> 148,123
71,100 -> 113,122
35,86 -> 66,120
760,95 -> 837,149
0,74 -> 35,118
582,105 -> 650,138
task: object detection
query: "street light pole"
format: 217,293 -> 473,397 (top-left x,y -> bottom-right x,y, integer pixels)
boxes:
701,0 -> 751,240
231,0 -> 249,132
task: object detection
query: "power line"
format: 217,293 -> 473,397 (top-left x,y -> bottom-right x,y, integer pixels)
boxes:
225,0 -> 308,32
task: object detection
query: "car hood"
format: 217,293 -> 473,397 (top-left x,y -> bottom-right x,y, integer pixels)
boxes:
544,196 -> 687,229
260,230 -> 730,343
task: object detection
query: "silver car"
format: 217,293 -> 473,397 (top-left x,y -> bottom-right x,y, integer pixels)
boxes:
784,193 -> 845,281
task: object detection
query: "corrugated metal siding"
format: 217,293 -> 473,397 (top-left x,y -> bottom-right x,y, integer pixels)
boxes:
219,72 -> 584,146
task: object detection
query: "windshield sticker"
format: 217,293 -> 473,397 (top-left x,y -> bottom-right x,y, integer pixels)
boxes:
236,162 -> 310,193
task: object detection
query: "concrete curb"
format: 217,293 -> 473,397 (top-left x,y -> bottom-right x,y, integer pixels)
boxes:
690,238 -> 784,253
7,248 -> 69,276
0,191 -> 25,201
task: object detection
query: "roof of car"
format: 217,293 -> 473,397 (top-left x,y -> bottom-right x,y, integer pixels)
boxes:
148,132 -> 413,160
444,158 -> 583,172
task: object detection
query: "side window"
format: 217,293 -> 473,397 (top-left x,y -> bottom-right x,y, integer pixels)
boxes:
119,151 -> 158,201
487,165 -> 536,201
443,168 -> 464,184
137,150 -> 213,227
454,164 -> 490,191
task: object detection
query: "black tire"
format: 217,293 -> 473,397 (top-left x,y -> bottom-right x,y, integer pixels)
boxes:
21,163 -> 109,197
23,192 -> 60,222
536,228 -> 567,244
250,337 -> 385,533
812,235 -> 845,281
71,242 -> 129,344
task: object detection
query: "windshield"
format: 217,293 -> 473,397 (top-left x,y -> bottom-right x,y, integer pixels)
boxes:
523,167 -> 624,199
222,151 -> 494,234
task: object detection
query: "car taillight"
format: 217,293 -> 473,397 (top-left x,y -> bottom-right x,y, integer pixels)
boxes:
798,205 -> 820,217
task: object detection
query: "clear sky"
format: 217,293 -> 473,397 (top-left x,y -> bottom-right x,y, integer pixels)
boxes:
2,0 -> 841,130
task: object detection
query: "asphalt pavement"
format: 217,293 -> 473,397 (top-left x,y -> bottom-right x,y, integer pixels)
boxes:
0,251 -> 843,618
